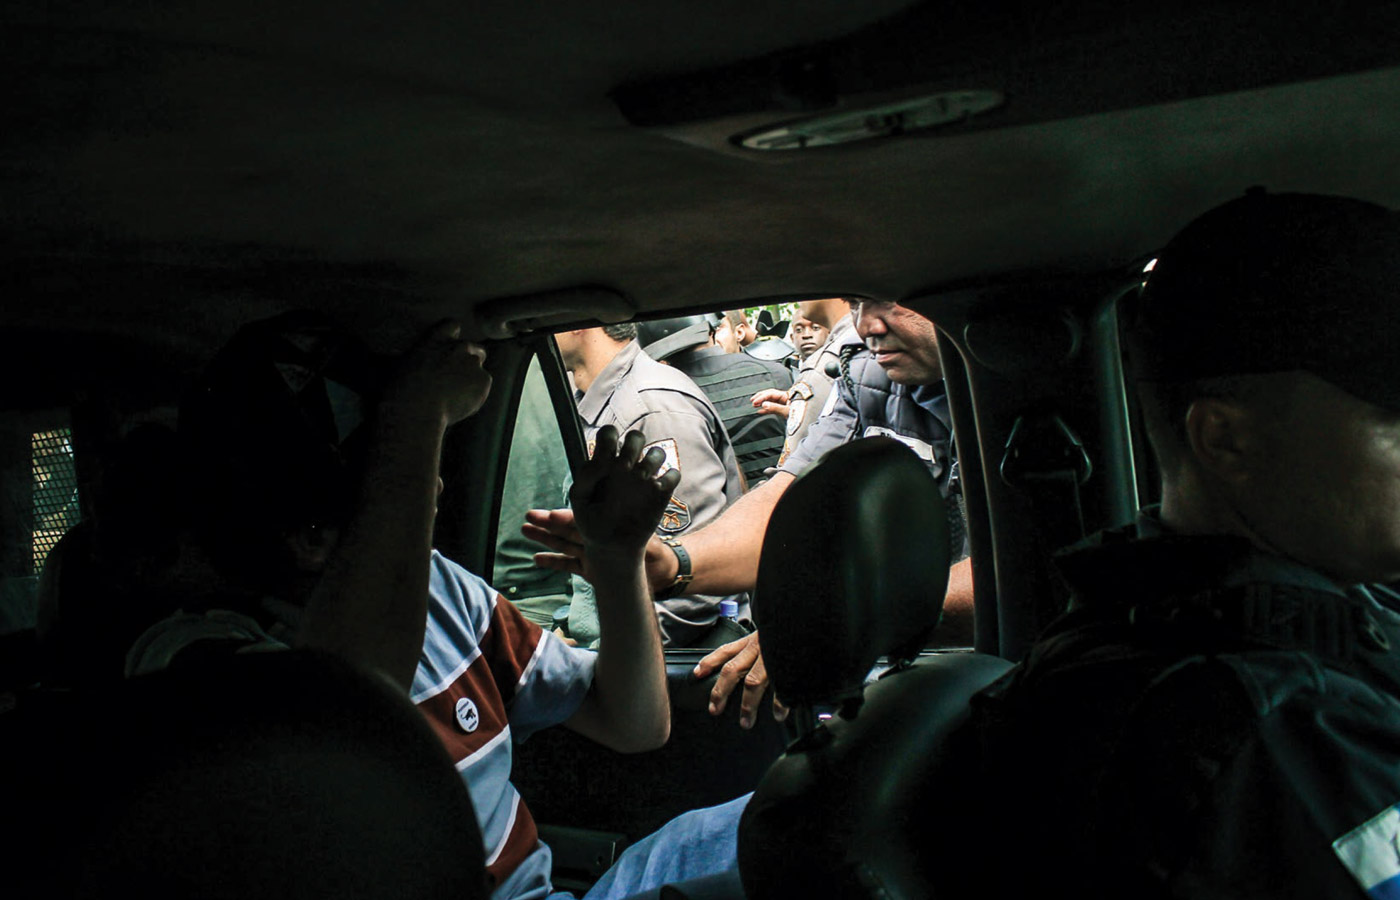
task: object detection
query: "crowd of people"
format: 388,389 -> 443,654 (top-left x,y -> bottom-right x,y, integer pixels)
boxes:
24,190 -> 1400,898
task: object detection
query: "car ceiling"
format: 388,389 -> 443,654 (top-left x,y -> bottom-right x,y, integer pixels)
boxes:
5,0 -> 1400,369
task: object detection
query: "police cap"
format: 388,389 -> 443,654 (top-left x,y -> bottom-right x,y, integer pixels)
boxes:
1128,189 -> 1400,411
637,314 -> 718,362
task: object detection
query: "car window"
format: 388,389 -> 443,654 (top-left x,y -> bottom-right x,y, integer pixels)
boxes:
492,355 -> 573,631
0,414 -> 79,635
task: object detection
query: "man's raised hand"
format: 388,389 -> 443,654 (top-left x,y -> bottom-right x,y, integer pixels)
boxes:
559,426 -> 681,557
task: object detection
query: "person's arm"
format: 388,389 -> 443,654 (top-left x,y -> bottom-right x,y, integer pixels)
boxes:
529,369 -> 859,596
527,470 -> 794,598
692,555 -> 975,729
560,425 -> 677,753
295,321 -> 491,693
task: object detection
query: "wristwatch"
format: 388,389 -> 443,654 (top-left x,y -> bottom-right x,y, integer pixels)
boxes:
655,536 -> 693,600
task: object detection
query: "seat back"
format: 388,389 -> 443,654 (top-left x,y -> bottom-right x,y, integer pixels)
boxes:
8,650 -> 488,900
738,436 -> 1013,899
753,436 -> 949,713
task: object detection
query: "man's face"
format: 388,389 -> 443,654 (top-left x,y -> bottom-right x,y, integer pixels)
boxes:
854,300 -> 942,385
554,329 -> 582,368
1226,372 -> 1400,584
789,316 -> 827,360
713,318 -> 740,353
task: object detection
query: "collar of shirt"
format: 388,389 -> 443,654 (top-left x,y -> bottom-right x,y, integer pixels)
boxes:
576,339 -> 641,423
1059,506 -> 1358,605
827,313 -> 858,348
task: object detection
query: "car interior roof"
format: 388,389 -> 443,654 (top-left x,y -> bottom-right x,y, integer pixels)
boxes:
5,0 -> 1400,368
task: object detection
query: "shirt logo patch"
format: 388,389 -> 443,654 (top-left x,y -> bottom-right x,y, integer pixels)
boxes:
659,497 -> 691,534
454,697 -> 480,733
1334,802 -> 1400,898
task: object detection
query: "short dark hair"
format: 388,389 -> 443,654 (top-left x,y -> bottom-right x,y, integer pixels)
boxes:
602,322 -> 638,343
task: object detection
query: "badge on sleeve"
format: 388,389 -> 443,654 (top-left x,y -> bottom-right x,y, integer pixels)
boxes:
643,438 -> 689,533
643,438 -> 681,475
1333,802 -> 1400,898
786,383 -> 813,436
659,497 -> 691,534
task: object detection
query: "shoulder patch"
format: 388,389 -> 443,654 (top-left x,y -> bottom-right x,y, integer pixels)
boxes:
658,497 -> 691,534
786,395 -> 808,435
643,437 -> 681,475
1333,803 -> 1400,898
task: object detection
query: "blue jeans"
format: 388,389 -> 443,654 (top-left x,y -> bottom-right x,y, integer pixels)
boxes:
548,792 -> 750,900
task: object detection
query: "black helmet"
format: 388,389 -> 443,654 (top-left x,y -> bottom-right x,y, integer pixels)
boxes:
636,314 -> 718,361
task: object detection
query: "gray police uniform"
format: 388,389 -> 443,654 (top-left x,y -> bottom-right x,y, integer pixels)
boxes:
568,339 -> 745,647
941,510 -> 1400,898
777,314 -> 858,468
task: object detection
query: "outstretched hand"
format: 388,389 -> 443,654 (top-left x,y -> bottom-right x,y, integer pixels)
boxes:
526,507 -> 676,589
750,388 -> 790,418
529,426 -> 680,563
692,631 -> 787,730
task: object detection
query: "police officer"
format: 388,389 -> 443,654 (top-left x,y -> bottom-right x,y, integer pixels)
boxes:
751,297 -> 860,467
637,314 -> 792,487
936,191 -> 1400,898
787,313 -> 829,362
554,323 -> 745,647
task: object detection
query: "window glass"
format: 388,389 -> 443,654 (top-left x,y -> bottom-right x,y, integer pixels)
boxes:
0,415 -> 79,635
31,428 -> 80,572
493,356 -> 572,630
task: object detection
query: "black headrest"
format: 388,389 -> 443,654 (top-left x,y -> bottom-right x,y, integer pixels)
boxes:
753,437 -> 949,709
10,651 -> 487,900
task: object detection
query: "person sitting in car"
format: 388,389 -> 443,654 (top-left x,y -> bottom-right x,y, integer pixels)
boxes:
126,311 -> 743,900
941,190 -> 1400,898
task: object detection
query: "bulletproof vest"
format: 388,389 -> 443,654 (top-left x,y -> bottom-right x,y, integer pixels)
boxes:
838,346 -> 966,559
672,351 -> 790,486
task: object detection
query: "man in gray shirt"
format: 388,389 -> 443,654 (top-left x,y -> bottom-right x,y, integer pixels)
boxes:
553,323 -> 745,647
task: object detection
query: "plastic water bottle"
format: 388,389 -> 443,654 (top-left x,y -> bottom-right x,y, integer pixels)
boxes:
719,599 -> 739,621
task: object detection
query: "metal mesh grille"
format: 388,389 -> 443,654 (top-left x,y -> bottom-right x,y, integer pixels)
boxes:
32,428 -> 80,570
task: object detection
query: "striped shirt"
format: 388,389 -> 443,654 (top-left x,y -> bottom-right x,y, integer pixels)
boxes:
126,550 -> 596,900
413,551 -> 596,900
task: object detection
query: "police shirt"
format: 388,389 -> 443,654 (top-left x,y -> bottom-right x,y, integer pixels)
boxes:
569,339 -> 745,646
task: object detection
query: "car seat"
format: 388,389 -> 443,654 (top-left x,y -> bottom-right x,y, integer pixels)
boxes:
736,436 -> 1013,899
645,436 -> 1011,899
6,649 -> 488,900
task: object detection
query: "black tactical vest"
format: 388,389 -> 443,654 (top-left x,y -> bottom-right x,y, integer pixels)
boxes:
837,347 -> 966,559
670,348 -> 792,486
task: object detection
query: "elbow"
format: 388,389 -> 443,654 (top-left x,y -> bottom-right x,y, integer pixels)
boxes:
615,712 -> 671,754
